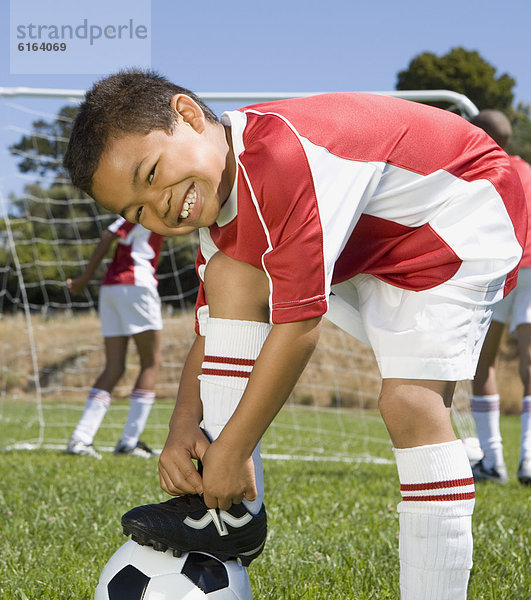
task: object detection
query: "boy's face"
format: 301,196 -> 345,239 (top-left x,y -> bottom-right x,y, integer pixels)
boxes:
91,95 -> 234,236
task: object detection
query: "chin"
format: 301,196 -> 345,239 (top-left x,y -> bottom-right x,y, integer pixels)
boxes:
170,224 -> 199,236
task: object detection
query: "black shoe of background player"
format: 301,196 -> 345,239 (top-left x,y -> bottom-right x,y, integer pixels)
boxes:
121,494 -> 267,567
114,440 -> 156,458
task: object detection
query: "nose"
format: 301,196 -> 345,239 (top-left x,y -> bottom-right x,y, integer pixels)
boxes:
146,189 -> 170,219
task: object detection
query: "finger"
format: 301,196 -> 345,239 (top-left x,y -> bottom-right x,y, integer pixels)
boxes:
243,485 -> 258,502
181,462 -> 204,495
195,434 -> 211,460
203,492 -> 218,510
159,455 -> 192,494
158,463 -> 186,495
219,497 -> 234,511
159,467 -> 178,495
159,448 -> 203,492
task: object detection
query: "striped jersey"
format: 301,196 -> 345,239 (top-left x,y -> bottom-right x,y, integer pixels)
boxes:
195,93 -> 526,328
102,217 -> 163,289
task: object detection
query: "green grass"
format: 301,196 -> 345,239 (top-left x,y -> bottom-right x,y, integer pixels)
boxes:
0,407 -> 528,599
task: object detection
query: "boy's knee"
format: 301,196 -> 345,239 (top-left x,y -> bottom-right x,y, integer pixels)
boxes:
378,379 -> 456,448
204,252 -> 270,321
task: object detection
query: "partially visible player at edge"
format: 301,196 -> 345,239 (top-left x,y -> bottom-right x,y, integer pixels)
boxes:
66,216 -> 164,459
63,70 -> 526,600
467,109 -> 531,485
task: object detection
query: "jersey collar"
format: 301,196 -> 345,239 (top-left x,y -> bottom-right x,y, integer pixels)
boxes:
216,110 -> 247,227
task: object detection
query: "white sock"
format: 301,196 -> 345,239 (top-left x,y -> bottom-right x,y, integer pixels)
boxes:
471,394 -> 504,468
200,317 -> 272,515
72,388 -> 111,445
521,396 -> 531,461
394,440 -> 475,600
118,389 -> 155,450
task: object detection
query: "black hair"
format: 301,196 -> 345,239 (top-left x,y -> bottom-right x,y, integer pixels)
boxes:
63,68 -> 219,195
470,109 -> 512,149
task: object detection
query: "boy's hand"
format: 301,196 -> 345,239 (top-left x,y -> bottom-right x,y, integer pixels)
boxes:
66,277 -> 88,295
201,437 -> 257,510
158,422 -> 210,497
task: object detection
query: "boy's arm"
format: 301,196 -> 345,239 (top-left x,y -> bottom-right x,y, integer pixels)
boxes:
201,316 -> 322,509
158,333 -> 210,496
67,229 -> 116,295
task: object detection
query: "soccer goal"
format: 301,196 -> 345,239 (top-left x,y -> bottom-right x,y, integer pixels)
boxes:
0,87 -> 479,462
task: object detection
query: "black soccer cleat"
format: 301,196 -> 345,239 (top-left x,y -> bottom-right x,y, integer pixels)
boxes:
114,440 -> 156,458
471,458 -> 508,484
121,494 -> 267,567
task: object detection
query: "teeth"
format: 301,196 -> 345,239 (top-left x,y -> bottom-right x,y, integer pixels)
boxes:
180,185 -> 197,220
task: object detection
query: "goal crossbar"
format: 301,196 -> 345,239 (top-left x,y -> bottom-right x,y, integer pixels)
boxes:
0,87 -> 479,118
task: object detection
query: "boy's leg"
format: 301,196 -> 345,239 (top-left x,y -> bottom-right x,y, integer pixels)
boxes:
470,320 -> 507,481
121,254 -> 271,564
200,318 -> 271,513
115,329 -> 161,457
516,324 -> 531,484
67,336 -> 128,458
379,379 -> 475,600
200,251 -> 271,513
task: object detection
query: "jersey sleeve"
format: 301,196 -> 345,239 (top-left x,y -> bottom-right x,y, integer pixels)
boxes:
107,216 -> 136,239
237,113 -> 329,323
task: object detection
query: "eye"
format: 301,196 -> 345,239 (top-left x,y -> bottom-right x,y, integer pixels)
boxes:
135,206 -> 144,223
147,164 -> 156,184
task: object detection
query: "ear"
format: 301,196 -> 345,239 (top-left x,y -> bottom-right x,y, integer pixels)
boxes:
170,94 -> 206,134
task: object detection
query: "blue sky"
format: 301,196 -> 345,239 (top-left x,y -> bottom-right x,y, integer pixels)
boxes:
1,0 -> 530,198
2,0 -> 530,101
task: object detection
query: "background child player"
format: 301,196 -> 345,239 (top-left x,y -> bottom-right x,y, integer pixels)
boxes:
467,109 -> 531,485
63,70 -> 525,599
66,216 -> 164,459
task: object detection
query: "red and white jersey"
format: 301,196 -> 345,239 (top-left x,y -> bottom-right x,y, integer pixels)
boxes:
195,94 -> 526,329
102,217 -> 163,289
510,155 -> 531,267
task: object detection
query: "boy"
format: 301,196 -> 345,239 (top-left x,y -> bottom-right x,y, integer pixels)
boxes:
66,215 -> 163,459
467,110 -> 531,485
63,70 -> 525,599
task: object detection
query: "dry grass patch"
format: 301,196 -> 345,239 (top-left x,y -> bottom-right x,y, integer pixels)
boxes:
0,311 -> 524,413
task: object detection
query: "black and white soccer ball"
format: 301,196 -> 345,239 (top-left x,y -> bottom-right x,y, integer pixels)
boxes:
94,540 -> 253,599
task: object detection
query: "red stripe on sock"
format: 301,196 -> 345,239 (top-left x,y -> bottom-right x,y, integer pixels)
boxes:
471,402 -> 499,413
401,491 -> 476,502
204,355 -> 255,366
202,368 -> 251,378
400,477 -> 474,492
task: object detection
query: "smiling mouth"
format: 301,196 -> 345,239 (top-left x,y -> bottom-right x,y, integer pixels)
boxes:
179,184 -> 197,220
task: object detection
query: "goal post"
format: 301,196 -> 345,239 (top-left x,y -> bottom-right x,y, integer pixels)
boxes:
0,87 -> 478,459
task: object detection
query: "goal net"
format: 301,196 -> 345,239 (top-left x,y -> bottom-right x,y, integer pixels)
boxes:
0,88 -> 479,462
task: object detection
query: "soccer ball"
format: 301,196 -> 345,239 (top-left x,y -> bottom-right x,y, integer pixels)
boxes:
94,540 -> 253,599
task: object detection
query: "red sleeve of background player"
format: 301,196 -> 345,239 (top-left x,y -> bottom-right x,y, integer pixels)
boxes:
107,216 -> 136,239
238,113 -> 328,323
510,156 -> 531,266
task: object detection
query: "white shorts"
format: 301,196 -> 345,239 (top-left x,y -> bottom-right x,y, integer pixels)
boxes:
99,285 -> 162,337
492,267 -> 531,331
327,274 -> 494,382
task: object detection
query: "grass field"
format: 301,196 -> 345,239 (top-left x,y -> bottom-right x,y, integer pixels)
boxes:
0,404 -> 528,600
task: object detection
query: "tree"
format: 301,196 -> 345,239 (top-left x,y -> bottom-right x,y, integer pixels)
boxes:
397,47 -> 531,163
396,47 -> 515,112
509,103 -> 531,164
9,105 -> 78,178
